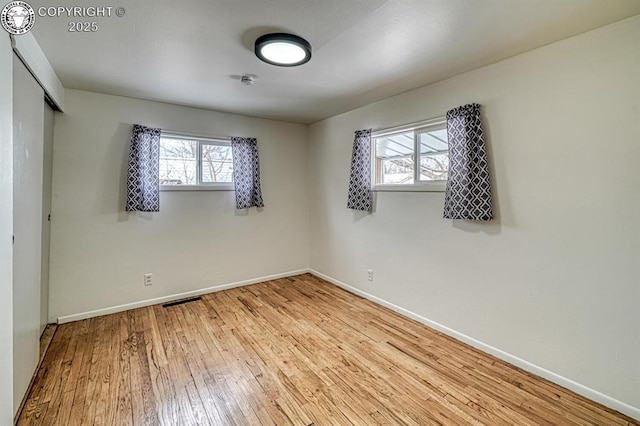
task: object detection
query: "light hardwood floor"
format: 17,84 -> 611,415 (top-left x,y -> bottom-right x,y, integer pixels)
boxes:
17,274 -> 638,425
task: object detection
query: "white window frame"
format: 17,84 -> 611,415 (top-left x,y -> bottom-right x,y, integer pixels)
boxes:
371,116 -> 448,192
159,131 -> 235,191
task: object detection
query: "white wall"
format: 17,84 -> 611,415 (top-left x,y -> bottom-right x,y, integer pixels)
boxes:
49,90 -> 309,320
308,15 -> 640,412
12,54 -> 44,414
0,34 -> 15,425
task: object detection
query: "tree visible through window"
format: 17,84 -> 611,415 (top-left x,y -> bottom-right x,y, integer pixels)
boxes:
159,134 -> 233,186
201,144 -> 233,183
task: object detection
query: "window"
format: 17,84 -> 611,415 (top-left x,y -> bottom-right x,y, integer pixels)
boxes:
372,118 -> 449,191
159,133 -> 233,190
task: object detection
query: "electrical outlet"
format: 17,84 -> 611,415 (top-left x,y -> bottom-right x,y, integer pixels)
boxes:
144,273 -> 153,286
367,269 -> 373,282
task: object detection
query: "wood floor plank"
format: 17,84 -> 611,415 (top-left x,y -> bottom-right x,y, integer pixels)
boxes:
80,316 -> 107,425
16,274 -> 639,426
66,319 -> 97,426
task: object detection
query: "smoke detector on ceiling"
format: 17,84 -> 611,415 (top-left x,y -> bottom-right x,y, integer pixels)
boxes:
240,75 -> 255,85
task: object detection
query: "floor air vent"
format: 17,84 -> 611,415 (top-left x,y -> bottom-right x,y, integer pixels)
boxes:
162,296 -> 202,308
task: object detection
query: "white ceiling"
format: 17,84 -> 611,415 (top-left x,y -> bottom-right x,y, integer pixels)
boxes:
30,0 -> 640,124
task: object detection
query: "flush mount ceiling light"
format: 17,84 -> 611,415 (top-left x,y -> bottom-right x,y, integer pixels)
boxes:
254,33 -> 312,67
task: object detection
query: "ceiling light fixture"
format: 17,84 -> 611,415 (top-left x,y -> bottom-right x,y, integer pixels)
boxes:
254,33 -> 312,67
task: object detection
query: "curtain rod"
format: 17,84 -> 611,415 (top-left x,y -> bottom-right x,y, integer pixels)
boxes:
372,115 -> 446,137
160,129 -> 231,142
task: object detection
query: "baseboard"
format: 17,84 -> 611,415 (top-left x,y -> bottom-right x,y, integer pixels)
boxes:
309,269 -> 640,421
57,269 -> 310,324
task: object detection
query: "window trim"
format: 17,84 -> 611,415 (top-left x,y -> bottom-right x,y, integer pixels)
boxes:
371,116 -> 448,193
159,131 -> 235,191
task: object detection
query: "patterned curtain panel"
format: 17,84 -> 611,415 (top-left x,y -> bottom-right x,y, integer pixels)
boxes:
231,137 -> 264,209
443,104 -> 492,220
347,129 -> 373,211
126,124 -> 161,212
